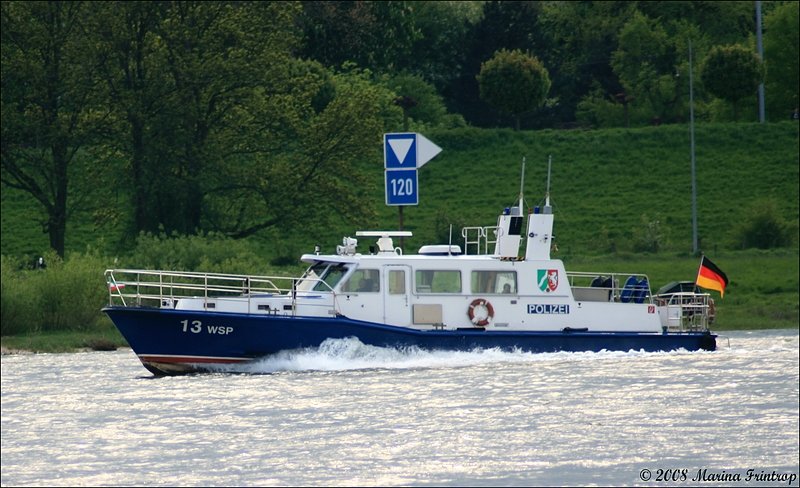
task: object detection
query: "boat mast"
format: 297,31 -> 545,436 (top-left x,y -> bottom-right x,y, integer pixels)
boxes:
520,157 -> 527,207
545,155 -> 552,208
523,155 -> 555,260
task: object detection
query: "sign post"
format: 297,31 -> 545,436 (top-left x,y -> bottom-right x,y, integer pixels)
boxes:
383,133 -> 442,248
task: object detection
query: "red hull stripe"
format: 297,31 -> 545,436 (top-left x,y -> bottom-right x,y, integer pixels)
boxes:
138,354 -> 249,364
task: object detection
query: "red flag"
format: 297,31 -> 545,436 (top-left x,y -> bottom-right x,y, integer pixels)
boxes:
108,282 -> 125,293
695,256 -> 728,298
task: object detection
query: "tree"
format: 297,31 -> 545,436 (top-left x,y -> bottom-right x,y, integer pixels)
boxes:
539,1 -> 636,127
383,72 -> 448,130
700,45 -> 764,121
636,1 -> 753,45
298,1 -> 420,73
85,1 -> 390,244
202,64 -> 396,239
611,11 -> 675,126
1,1 -> 107,257
764,2 -> 799,120
90,1 -> 171,236
453,1 -> 549,128
477,49 -> 551,130
405,1 -> 480,93
145,2 -> 301,235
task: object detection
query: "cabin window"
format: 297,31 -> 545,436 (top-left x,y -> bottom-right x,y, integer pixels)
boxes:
305,263 -> 349,292
388,270 -> 405,295
341,268 -> 380,293
415,270 -> 461,294
471,271 -> 517,294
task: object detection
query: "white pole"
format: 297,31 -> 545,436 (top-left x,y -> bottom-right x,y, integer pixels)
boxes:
756,0 -> 765,123
519,157 -> 526,210
546,155 -> 552,207
689,39 -> 698,255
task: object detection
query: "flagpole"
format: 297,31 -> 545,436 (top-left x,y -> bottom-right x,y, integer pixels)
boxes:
695,254 -> 704,283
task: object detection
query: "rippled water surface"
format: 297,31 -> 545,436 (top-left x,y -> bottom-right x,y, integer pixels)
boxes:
2,329 -> 798,487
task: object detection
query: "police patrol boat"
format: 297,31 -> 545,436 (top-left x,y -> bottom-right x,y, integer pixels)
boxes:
103,170 -> 717,375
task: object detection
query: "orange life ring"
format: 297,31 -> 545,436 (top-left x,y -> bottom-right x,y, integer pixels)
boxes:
468,298 -> 494,327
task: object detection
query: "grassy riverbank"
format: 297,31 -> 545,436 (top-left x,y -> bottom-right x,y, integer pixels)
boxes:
1,322 -> 127,354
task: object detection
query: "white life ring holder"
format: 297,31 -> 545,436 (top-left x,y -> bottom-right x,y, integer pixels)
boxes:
468,298 -> 494,327
708,298 -> 716,324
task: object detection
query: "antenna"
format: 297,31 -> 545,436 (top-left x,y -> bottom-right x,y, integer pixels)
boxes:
448,224 -> 453,255
545,155 -> 552,207
519,157 -> 526,210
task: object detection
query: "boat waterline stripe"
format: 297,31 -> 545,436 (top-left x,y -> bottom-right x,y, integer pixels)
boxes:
138,354 -> 249,364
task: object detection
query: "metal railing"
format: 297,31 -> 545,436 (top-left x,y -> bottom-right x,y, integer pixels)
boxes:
566,271 -> 652,303
461,226 -> 498,255
105,268 -> 334,313
653,292 -> 712,332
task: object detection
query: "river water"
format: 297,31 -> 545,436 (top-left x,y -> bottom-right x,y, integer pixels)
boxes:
2,329 -> 798,487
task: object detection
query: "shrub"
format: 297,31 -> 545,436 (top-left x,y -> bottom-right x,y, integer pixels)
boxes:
701,45 -> 764,121
125,231 -> 277,275
31,251 -> 109,332
633,214 -> 668,253
1,255 -> 39,335
477,49 -> 551,130
732,199 -> 796,249
1,251 -> 111,335
575,85 -> 626,128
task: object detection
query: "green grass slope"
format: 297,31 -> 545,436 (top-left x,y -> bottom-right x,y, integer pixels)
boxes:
367,122 -> 799,257
3,122 -> 797,259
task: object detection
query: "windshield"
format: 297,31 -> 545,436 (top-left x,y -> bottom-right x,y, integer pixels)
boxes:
298,262 -> 349,292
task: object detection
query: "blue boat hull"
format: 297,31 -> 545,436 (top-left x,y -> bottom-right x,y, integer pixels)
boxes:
104,307 -> 717,375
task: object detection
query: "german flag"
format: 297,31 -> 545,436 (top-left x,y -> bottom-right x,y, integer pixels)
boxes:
695,256 -> 729,298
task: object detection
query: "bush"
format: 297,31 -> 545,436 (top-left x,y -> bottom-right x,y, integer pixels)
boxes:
575,85 -> 626,128
1,255 -> 38,335
1,251 -> 111,335
125,231 -> 274,275
633,214 -> 668,253
36,251 -> 110,332
732,199 -> 796,249
1,236 -> 289,337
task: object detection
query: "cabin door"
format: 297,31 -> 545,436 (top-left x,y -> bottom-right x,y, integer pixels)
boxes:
383,265 -> 411,326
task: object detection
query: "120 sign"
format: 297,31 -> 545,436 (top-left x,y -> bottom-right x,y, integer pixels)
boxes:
390,177 -> 414,196
385,170 -> 418,205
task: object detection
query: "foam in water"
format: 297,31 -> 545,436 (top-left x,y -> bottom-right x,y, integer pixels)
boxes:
208,337 -> 711,375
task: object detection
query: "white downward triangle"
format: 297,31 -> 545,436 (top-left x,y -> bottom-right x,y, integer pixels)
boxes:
389,139 -> 414,165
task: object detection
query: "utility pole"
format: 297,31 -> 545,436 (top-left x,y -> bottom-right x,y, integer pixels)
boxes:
756,0 -> 766,123
689,39 -> 698,255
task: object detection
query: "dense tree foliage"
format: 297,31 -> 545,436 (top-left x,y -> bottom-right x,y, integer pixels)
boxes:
382,72 -> 452,130
2,0 -> 796,257
477,49 -> 551,130
1,2 -> 107,257
452,1 -> 549,128
610,11 -> 674,126
298,1 -> 420,72
764,2 -> 799,119
701,45 -> 765,120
